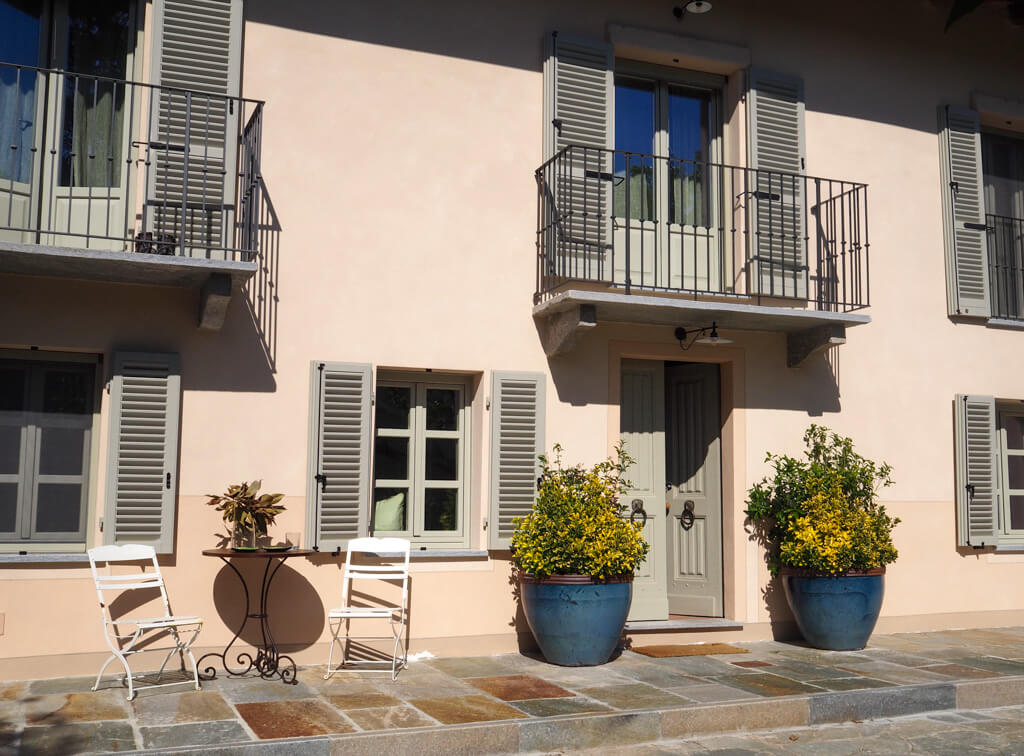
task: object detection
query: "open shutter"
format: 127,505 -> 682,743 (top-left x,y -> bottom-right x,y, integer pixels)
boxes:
308,362 -> 371,552
954,394 -> 999,547
105,353 -> 181,554
747,69 -> 807,299
541,33 -> 613,280
146,0 -> 243,259
488,372 -> 545,549
940,107 -> 991,317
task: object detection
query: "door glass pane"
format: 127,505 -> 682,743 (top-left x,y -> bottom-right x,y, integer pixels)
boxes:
376,386 -> 411,429
42,369 -> 90,414
1005,415 -> 1024,451
668,87 -> 712,228
0,482 -> 16,533
373,437 -> 408,480
372,487 -> 407,531
0,366 -> 26,411
0,0 -> 42,183
425,438 -> 457,481
59,0 -> 132,187
0,425 -> 23,474
426,389 -> 458,431
35,482 -> 82,532
1008,455 -> 1024,490
38,426 -> 84,476
424,488 -> 457,531
614,78 -> 655,221
1010,495 -> 1024,531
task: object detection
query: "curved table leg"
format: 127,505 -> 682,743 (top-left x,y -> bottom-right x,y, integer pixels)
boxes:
254,556 -> 298,683
197,557 -> 257,680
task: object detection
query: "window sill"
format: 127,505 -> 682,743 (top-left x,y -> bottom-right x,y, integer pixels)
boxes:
367,549 -> 489,559
0,552 -> 89,564
987,318 -> 1024,331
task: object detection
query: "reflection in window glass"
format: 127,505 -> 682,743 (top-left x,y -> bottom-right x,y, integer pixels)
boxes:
425,438 -> 458,481
376,386 -> 411,430
0,0 -> 42,183
426,389 -> 458,431
0,367 -> 26,411
1006,415 -> 1024,451
43,370 -> 90,414
614,78 -> 655,221
0,482 -> 17,533
1011,495 -> 1024,532
35,483 -> 82,533
424,489 -> 457,531
668,87 -> 712,228
374,437 -> 409,481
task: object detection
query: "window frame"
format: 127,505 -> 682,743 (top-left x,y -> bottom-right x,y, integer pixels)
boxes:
371,370 -> 472,549
997,404 -> 1024,544
0,350 -> 102,552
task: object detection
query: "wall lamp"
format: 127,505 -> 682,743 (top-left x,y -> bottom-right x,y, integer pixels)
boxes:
674,322 -> 732,350
673,1 -> 713,20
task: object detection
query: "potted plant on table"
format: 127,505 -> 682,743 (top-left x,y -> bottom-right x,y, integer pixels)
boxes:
511,443 -> 649,666
207,480 -> 286,551
745,426 -> 899,650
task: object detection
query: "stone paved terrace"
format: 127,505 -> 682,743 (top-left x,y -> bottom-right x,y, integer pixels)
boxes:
3,627 -> 1024,754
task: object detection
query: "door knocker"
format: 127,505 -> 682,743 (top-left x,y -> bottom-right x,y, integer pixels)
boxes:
680,500 -> 696,530
630,499 -> 647,525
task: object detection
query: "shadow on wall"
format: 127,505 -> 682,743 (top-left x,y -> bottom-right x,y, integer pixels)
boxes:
242,0 -> 1012,132
209,560 -> 325,652
243,177 -> 281,373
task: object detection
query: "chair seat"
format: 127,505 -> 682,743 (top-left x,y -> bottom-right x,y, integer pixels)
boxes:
119,615 -> 203,629
329,606 -> 400,619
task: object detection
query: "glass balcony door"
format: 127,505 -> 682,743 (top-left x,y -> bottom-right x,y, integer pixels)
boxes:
612,68 -> 721,293
983,131 -> 1024,319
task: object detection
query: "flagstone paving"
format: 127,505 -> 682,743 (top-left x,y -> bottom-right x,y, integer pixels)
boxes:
0,627 -> 1023,753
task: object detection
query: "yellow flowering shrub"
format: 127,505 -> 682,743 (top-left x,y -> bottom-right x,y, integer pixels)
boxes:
746,426 -> 898,575
511,443 -> 650,580
779,488 -> 899,575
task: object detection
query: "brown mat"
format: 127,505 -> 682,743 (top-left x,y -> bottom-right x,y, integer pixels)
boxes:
631,643 -> 749,658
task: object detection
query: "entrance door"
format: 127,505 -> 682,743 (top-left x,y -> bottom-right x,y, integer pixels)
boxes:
665,363 -> 723,616
620,359 -> 668,621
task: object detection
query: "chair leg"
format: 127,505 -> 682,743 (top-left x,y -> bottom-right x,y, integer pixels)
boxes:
324,618 -> 340,680
92,654 -> 118,692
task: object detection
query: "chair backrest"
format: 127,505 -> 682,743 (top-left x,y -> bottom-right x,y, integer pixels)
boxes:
88,544 -> 171,619
341,537 -> 411,606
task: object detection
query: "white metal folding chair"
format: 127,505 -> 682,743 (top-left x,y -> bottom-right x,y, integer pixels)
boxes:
88,544 -> 203,700
324,537 -> 410,681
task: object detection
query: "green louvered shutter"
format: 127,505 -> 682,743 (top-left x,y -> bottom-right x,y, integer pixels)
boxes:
147,0 -> 243,259
105,353 -> 181,554
542,33 -> 613,279
307,362 -> 371,551
488,372 -> 545,549
954,394 -> 999,547
748,69 -> 807,299
940,107 -> 991,317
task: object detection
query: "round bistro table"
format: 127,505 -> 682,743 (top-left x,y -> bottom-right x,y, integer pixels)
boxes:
198,548 -> 314,684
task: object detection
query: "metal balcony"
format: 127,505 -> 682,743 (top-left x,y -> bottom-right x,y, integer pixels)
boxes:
989,213 -> 1024,322
0,62 -> 266,327
533,145 -> 872,363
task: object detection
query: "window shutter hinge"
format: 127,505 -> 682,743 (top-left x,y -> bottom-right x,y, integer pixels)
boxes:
483,517 -> 488,530
371,392 -> 375,406
486,397 -> 491,410
98,517 -> 104,532
950,180 -> 959,194
552,118 -> 563,136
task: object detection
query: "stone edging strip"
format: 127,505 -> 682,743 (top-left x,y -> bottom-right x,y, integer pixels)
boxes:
134,675 -> 1024,756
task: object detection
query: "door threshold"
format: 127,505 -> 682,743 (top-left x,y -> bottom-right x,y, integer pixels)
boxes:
625,615 -> 743,631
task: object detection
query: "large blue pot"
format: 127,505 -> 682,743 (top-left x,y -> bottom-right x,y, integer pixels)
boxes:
781,569 -> 885,651
520,574 -> 632,666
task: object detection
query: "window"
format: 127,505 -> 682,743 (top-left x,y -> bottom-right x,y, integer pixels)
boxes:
982,131 -> 1024,319
372,374 -> 470,546
0,356 -> 96,544
998,408 -> 1024,537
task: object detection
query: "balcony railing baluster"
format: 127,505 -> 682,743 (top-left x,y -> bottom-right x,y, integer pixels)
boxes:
0,60 -> 265,263
535,144 -> 870,313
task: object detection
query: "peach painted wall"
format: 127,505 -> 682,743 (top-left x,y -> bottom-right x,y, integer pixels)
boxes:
2,0 -> 1024,675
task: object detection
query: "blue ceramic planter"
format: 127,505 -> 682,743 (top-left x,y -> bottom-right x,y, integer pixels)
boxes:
520,575 -> 633,666
782,569 -> 885,651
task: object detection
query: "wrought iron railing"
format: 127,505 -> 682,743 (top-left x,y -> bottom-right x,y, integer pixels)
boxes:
535,145 -> 870,312
989,213 -> 1024,320
0,61 -> 264,262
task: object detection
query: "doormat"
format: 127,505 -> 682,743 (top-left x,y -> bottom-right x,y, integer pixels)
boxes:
631,643 -> 748,658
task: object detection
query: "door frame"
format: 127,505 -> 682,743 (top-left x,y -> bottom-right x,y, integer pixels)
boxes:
607,338 -> 747,621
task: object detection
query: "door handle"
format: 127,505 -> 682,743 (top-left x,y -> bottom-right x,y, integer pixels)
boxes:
630,499 -> 647,525
680,500 -> 696,531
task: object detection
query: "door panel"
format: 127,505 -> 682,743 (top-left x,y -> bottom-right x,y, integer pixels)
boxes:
620,359 -> 668,621
665,363 -> 723,616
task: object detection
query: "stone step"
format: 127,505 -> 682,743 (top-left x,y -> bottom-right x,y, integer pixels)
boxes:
136,675 -> 1024,756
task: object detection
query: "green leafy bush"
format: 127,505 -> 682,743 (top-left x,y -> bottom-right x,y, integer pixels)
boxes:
745,425 -> 898,576
511,444 -> 649,580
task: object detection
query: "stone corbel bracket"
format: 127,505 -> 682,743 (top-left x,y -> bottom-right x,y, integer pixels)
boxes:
199,273 -> 233,330
537,304 -> 598,357
787,323 -> 846,368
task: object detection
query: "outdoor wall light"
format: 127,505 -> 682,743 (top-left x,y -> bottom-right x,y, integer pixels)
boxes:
674,322 -> 732,350
673,1 -> 713,20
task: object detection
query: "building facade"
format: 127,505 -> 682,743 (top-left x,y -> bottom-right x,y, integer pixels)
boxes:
1,0 -> 1023,678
